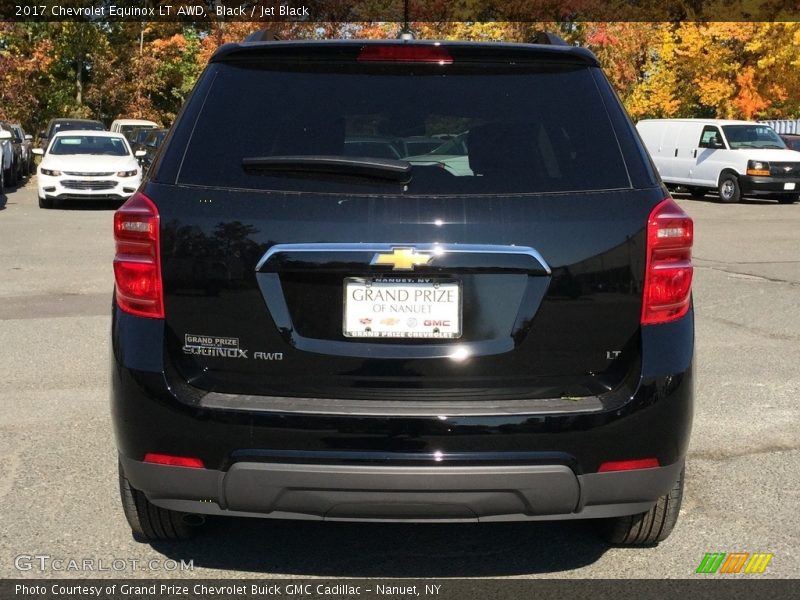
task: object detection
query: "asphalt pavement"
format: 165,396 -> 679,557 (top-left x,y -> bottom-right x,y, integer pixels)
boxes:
0,179 -> 797,579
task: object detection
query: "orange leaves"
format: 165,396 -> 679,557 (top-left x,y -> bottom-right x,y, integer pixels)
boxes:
151,34 -> 188,57
733,67 -> 770,119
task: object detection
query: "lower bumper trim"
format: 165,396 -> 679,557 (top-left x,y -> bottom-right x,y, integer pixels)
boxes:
120,455 -> 683,523
740,176 -> 800,195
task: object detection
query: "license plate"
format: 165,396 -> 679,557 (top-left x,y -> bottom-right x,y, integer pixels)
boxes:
343,278 -> 461,339
784,183 -> 796,190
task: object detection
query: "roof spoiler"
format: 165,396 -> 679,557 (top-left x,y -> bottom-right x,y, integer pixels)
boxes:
531,32 -> 570,46
245,29 -> 282,42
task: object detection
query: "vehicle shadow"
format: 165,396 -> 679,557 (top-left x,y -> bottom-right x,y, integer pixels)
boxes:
672,191 -> 791,206
51,199 -> 124,211
151,518 -> 610,576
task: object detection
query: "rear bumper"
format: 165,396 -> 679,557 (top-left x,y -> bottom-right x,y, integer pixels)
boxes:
739,175 -> 800,195
112,306 -> 693,522
121,454 -> 684,522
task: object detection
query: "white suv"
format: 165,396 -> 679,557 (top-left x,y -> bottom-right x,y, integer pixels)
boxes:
637,119 -> 800,203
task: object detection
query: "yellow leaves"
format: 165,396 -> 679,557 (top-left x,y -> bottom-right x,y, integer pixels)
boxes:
618,22 -> 800,120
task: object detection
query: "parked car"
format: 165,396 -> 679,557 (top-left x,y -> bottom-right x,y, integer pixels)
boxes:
128,126 -> 157,153
113,36 -> 694,546
135,128 -> 168,174
779,133 -> 800,152
405,131 -> 472,176
11,124 -> 34,176
0,128 -> 11,194
343,135 -> 402,159
110,118 -> 159,140
39,118 -> 105,151
637,119 -> 800,203
344,136 -> 462,161
395,136 -> 446,157
34,130 -> 145,208
0,121 -> 25,186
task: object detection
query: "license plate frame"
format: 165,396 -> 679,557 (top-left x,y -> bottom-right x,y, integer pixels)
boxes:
343,277 -> 462,339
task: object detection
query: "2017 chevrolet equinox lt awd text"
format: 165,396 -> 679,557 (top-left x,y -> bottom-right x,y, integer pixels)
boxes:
112,34 -> 694,545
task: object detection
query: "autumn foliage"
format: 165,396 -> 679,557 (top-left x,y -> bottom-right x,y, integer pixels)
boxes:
1,21 -> 800,132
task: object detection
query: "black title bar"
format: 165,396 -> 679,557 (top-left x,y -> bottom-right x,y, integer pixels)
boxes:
1,0 -> 799,22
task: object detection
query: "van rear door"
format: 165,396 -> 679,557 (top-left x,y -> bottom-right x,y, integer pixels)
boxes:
674,122 -> 703,184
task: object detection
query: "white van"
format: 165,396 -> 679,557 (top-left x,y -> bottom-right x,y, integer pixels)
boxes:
637,119 -> 800,203
110,119 -> 159,140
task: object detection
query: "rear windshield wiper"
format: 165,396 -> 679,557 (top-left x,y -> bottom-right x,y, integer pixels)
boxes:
242,155 -> 412,183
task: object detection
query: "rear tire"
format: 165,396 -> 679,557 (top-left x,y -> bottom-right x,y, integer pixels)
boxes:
687,186 -> 707,199
118,460 -> 197,541
717,174 -> 741,203
600,466 -> 684,546
777,194 -> 798,204
38,196 -> 53,209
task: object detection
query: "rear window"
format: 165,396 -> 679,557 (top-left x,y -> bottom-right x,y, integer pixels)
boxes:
178,62 -> 631,195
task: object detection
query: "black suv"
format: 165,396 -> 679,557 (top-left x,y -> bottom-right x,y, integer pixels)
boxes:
112,36 -> 694,545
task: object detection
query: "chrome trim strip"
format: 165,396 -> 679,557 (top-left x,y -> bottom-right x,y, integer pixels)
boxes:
202,393 -> 603,417
256,242 -> 551,274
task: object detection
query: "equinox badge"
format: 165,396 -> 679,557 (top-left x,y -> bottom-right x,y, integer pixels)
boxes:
371,247 -> 434,270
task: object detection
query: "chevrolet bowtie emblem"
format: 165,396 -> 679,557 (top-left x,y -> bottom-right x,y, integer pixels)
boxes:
371,248 -> 434,270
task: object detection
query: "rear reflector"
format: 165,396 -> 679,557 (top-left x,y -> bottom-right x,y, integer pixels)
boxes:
358,44 -> 453,64
143,453 -> 205,469
113,192 -> 164,319
597,458 -> 660,473
641,198 -> 694,325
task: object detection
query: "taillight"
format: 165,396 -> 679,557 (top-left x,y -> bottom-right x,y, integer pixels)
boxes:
113,192 -> 164,319
358,44 -> 453,64
143,453 -> 205,468
641,198 -> 694,325
598,458 -> 660,473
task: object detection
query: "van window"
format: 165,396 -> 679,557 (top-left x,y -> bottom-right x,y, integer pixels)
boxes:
699,126 -> 724,149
